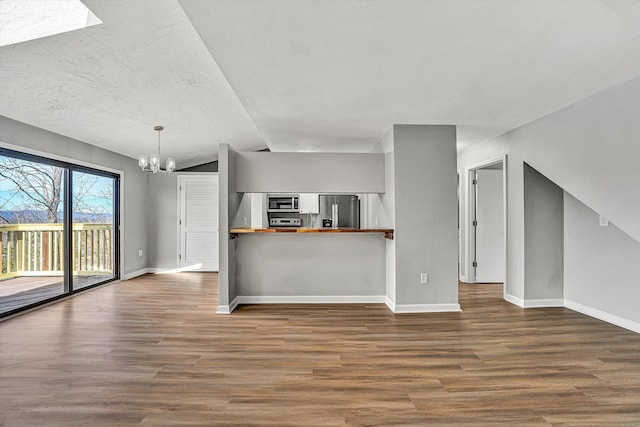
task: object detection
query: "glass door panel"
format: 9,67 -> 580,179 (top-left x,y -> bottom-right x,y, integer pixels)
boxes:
0,155 -> 66,314
71,171 -> 116,290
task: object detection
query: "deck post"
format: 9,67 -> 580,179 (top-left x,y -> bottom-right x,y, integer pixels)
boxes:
42,231 -> 50,271
16,231 -> 24,273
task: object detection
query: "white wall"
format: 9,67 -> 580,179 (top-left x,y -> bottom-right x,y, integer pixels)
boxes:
393,125 -> 459,308
520,77 -> 640,242
236,234 -> 386,297
217,144 -> 241,312
458,77 -> 639,329
365,128 -> 397,304
523,164 -> 564,301
369,126 -> 466,309
147,172 -> 219,270
232,192 -> 252,228
236,152 -> 385,193
0,116 -> 148,278
564,193 -> 640,331
147,173 -> 178,269
368,129 -> 395,229
474,168 -> 505,283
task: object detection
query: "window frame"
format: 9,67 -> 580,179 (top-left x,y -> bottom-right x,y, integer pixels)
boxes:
0,147 -> 121,318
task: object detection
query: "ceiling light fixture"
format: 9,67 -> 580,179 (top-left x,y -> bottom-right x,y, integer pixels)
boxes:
138,126 -> 176,173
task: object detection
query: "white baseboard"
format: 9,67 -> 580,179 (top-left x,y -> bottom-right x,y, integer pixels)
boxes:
459,274 -> 468,283
229,297 -> 239,313
218,295 -> 385,314
233,295 -> 459,314
216,297 -> 239,314
504,294 -> 639,334
146,267 -> 169,274
236,295 -> 386,304
504,293 -> 525,307
391,303 -> 461,314
523,298 -> 565,308
216,306 -> 230,314
122,268 -> 169,279
504,294 -> 564,308
122,268 -> 151,280
564,299 -> 640,334
122,267 -> 213,280
385,296 -> 396,312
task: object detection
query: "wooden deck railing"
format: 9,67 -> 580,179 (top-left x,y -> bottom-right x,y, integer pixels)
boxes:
0,223 -> 113,280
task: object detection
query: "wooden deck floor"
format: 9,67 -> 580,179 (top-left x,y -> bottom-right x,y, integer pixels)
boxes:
0,275 -> 112,315
0,273 -> 638,426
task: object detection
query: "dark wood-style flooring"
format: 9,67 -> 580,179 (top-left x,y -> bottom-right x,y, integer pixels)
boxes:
0,273 -> 638,426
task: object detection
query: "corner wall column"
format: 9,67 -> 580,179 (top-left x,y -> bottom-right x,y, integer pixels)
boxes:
217,144 -> 239,313
391,125 -> 460,312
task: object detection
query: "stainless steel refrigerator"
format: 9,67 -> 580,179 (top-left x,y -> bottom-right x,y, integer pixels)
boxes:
319,195 -> 360,228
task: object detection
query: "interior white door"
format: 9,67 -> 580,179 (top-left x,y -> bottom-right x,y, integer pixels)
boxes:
179,175 -> 218,271
475,168 -> 505,283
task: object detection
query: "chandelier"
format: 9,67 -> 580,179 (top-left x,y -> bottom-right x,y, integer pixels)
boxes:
138,125 -> 176,173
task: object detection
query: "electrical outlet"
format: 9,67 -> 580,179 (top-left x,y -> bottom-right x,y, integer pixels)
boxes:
243,216 -> 248,226
138,249 -> 143,257
420,273 -> 429,284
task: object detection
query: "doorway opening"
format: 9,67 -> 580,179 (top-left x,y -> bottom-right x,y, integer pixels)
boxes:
463,155 -> 507,295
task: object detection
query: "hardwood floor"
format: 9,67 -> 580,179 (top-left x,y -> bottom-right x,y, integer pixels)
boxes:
1,273 -> 638,426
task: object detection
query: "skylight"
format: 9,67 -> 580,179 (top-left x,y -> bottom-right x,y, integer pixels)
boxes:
0,0 -> 102,47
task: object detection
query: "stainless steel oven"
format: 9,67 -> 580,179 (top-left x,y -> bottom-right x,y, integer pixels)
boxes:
269,217 -> 301,227
267,194 -> 301,227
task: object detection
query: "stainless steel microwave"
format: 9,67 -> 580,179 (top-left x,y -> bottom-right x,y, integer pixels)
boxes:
267,194 -> 300,212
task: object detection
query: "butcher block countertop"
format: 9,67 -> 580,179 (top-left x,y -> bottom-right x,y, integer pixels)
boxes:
229,228 -> 394,240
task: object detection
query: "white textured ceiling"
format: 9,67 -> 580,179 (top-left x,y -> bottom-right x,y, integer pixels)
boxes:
0,0 -> 265,168
1,0 -> 639,164
179,0 -> 640,152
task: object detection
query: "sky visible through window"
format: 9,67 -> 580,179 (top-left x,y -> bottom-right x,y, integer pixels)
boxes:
0,156 -> 113,224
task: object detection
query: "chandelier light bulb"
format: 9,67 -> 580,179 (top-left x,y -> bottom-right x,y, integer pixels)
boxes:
150,152 -> 159,173
166,157 -> 176,173
138,155 -> 148,169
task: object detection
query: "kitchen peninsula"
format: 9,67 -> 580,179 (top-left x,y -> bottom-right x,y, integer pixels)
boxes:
228,229 -> 390,310
228,227 -> 393,304
217,146 -> 393,314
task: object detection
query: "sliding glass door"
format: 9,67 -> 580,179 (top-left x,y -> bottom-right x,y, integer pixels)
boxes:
0,156 -> 67,314
72,171 -> 117,290
0,148 -> 119,316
